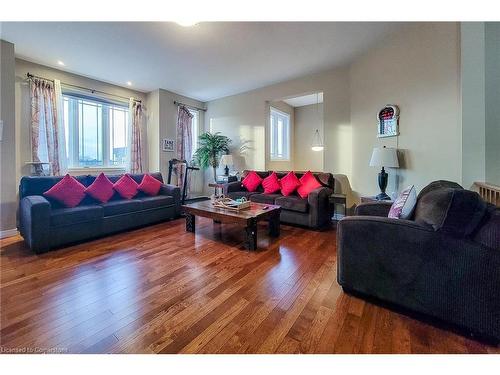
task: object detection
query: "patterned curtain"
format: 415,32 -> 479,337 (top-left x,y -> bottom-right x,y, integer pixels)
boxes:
129,99 -> 145,174
30,78 -> 67,176
175,106 -> 193,193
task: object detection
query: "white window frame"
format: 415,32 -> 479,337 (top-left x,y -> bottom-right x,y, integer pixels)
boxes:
269,107 -> 290,161
63,92 -> 129,170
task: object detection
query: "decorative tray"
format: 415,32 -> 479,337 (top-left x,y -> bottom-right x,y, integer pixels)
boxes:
212,197 -> 251,211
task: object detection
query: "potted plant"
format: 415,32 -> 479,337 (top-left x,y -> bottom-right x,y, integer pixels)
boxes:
193,132 -> 231,182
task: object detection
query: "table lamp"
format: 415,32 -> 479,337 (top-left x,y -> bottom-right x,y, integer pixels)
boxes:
220,154 -> 233,176
369,146 -> 399,200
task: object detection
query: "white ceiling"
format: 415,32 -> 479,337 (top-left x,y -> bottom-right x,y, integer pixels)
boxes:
0,22 -> 403,102
284,92 -> 323,107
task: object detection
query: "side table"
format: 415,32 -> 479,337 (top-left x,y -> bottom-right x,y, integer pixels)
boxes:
329,193 -> 347,220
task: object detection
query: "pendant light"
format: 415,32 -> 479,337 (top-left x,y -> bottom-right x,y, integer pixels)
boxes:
311,93 -> 324,151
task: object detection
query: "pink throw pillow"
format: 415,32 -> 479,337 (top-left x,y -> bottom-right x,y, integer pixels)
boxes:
262,172 -> 281,194
85,173 -> 115,203
241,171 -> 263,192
280,172 -> 301,196
43,174 -> 86,208
138,174 -> 162,196
113,174 -> 139,199
297,171 -> 322,198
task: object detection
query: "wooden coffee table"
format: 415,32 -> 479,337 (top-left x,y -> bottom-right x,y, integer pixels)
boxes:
181,200 -> 281,251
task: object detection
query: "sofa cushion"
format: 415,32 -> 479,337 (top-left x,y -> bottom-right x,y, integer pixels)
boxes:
100,199 -> 142,216
414,188 -> 487,237
262,172 -> 281,194
275,195 -> 309,213
241,171 -> 263,192
139,196 -> 174,210
473,205 -> 500,250
43,174 -> 87,208
85,172 -> 115,203
50,205 -> 103,227
297,171 -> 322,198
417,180 -> 463,201
227,191 -> 258,200
113,174 -> 139,199
280,172 -> 301,196
138,174 -> 162,196
250,193 -> 281,205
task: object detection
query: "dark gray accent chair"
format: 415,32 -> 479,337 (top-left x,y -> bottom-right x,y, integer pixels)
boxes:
337,180 -> 500,342
223,170 -> 335,229
18,173 -> 180,254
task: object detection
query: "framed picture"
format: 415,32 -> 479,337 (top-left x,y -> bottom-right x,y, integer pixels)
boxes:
162,138 -> 175,152
377,104 -> 399,138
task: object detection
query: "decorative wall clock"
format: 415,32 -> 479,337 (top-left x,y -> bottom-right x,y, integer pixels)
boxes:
377,104 -> 399,138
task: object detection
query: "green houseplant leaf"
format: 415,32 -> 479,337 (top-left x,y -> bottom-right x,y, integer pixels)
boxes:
193,132 -> 231,182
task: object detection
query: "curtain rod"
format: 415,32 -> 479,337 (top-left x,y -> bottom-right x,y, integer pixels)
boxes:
26,72 -> 142,103
174,100 -> 206,112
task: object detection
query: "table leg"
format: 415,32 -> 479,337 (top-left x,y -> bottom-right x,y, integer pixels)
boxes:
245,218 -> 257,251
185,213 -> 195,233
269,210 -> 280,237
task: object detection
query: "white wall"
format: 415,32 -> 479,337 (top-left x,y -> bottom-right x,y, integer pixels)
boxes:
204,67 -> 350,193
293,103 -> 324,172
204,23 -> 463,202
15,59 -> 147,179
0,40 -> 17,233
349,22 -> 462,199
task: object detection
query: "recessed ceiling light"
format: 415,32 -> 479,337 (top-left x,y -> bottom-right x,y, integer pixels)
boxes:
57,60 -> 65,66
175,20 -> 198,27
126,81 -> 132,86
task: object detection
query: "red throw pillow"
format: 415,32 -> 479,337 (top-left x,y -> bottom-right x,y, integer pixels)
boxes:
297,171 -> 322,198
85,173 -> 115,203
43,174 -> 86,208
262,172 -> 281,194
280,172 -> 301,196
241,171 -> 263,192
113,174 -> 139,199
138,174 -> 162,196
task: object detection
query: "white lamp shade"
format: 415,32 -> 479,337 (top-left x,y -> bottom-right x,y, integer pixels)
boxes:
220,154 -> 233,166
369,147 -> 399,168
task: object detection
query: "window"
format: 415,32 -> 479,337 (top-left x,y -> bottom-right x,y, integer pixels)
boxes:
270,107 -> 290,160
63,94 -> 129,168
189,109 -> 199,161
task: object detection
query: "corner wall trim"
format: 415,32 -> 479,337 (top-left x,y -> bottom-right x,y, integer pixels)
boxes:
0,229 -> 18,239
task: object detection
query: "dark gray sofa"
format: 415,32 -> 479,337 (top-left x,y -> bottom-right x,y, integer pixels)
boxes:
223,170 -> 335,228
337,180 -> 500,342
18,173 -> 180,253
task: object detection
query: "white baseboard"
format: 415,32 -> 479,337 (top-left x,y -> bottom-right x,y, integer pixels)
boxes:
0,229 -> 18,239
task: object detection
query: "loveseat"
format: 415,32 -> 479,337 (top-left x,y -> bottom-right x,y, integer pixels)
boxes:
223,170 -> 335,228
337,180 -> 500,342
18,173 -> 180,253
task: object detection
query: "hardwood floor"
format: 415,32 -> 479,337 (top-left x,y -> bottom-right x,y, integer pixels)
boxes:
1,218 -> 498,354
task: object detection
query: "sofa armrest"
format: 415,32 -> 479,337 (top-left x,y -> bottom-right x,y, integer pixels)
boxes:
223,181 -> 243,195
19,195 -> 51,253
159,184 -> 181,215
307,186 -> 333,227
337,216 -> 500,340
355,201 -> 393,217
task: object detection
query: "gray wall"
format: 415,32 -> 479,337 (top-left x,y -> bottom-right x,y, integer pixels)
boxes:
0,40 -> 16,233
485,22 -> 500,185
461,23 -> 486,189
